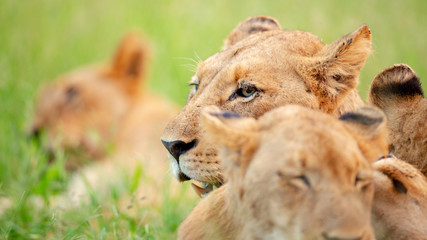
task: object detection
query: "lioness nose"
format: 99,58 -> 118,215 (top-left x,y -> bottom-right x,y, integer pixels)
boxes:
161,139 -> 198,161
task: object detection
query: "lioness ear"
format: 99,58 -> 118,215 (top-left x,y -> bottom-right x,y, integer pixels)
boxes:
339,107 -> 388,162
223,16 -> 281,49
369,64 -> 424,109
304,25 -> 371,113
201,106 -> 259,175
111,33 -> 149,95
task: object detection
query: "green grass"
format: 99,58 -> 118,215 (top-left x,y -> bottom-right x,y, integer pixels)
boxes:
0,0 -> 426,239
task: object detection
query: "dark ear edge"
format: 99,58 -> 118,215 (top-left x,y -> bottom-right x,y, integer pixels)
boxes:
339,107 -> 384,128
201,106 -> 259,150
369,64 -> 424,107
339,107 -> 388,162
223,16 -> 281,49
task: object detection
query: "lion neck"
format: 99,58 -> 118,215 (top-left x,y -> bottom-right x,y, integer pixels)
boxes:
178,185 -> 239,240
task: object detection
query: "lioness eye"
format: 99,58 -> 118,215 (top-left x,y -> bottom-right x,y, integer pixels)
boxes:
227,82 -> 260,102
188,76 -> 199,91
190,83 -> 198,91
238,85 -> 256,98
187,76 -> 200,102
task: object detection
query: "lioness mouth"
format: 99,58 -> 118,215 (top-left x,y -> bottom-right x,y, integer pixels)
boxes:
191,181 -> 222,198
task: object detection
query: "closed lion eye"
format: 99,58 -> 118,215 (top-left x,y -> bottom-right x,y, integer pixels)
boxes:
277,171 -> 311,190
295,175 -> 311,188
355,176 -> 372,192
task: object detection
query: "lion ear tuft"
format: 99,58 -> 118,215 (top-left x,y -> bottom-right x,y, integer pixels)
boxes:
303,25 -> 371,113
223,16 -> 281,49
369,64 -> 424,108
201,106 -> 259,174
319,25 -> 371,82
339,107 -> 389,162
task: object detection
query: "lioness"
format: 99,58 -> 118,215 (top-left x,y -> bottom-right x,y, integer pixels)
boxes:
161,16 -> 371,191
178,105 -> 388,239
30,34 -> 180,206
369,64 -> 426,175
372,155 -> 427,240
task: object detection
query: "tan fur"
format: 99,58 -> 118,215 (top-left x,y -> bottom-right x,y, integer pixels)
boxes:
30,34 -> 183,206
178,105 -> 388,239
372,156 -> 427,240
161,16 -> 371,185
369,64 -> 427,175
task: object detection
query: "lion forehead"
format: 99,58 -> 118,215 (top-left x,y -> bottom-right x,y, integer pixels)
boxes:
244,115 -> 368,184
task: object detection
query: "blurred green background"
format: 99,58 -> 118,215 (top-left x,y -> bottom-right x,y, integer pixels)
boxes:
0,0 -> 426,239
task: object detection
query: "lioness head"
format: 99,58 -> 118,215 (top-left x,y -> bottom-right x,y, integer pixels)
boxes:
372,155 -> 427,240
30,34 -> 149,168
369,64 -> 427,175
162,16 -> 371,186
178,105 -> 388,240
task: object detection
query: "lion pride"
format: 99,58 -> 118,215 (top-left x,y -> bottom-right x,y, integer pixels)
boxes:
161,16 -> 372,192
178,105 -> 388,240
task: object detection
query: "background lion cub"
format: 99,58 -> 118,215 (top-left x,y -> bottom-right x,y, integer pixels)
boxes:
30,34 -> 180,206
31,33 -> 177,169
369,64 -> 426,176
178,105 -> 388,240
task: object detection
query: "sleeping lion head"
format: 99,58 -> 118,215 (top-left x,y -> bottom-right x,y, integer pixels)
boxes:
177,105 -> 388,239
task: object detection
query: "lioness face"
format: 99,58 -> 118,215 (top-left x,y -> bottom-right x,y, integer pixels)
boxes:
243,116 -> 374,239
197,105 -> 388,239
30,34 -> 148,168
162,16 -> 371,185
